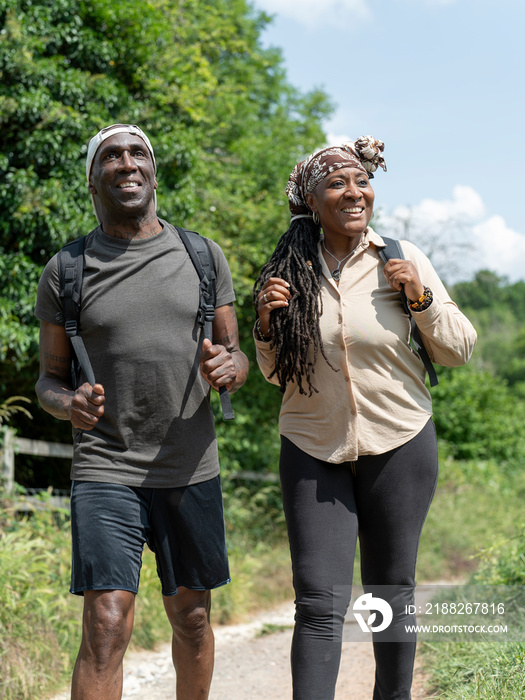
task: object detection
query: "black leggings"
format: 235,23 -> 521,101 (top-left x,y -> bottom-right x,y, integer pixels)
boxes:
279,419 -> 439,700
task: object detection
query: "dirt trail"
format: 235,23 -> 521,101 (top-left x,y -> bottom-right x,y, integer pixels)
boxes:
49,600 -> 438,700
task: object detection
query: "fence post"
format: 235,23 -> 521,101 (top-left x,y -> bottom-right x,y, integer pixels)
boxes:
1,428 -> 15,493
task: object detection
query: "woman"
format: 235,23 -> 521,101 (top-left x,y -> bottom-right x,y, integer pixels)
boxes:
253,137 -> 477,700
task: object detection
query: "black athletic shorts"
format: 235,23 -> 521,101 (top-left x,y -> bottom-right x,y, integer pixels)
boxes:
69,476 -> 230,596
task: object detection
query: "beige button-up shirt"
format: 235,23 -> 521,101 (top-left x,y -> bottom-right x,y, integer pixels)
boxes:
255,228 -> 477,463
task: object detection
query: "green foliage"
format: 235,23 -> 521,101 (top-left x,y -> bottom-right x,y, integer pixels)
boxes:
430,270 -> 525,470
432,364 -> 525,465
2,2 -> 524,697
453,270 -> 525,323
471,527 -> 525,588
0,395 -> 31,425
0,253 -> 40,373
223,478 -> 286,545
451,271 -> 525,393
453,269 -> 508,311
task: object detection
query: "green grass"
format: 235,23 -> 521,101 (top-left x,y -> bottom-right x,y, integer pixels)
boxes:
417,458 -> 525,699
422,641 -> 525,699
416,455 -> 525,582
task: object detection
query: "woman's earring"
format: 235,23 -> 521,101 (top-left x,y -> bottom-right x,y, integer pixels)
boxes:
313,211 -> 320,225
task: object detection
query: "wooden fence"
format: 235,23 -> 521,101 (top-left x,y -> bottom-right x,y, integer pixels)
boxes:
1,428 -> 73,508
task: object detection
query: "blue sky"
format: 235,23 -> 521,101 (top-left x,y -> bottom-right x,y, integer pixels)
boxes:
251,0 -> 525,282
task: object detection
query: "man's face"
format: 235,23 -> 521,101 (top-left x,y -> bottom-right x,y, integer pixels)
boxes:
88,132 -> 157,221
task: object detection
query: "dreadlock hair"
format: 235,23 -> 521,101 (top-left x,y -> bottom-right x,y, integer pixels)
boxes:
253,217 -> 337,396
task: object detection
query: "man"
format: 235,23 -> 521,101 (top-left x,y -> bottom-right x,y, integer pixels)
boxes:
35,124 -> 249,700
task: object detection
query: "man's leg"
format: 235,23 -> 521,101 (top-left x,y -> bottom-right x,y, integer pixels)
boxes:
163,587 -> 214,700
71,589 -> 135,700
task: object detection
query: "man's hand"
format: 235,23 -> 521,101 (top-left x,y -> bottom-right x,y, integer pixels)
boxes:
200,338 -> 237,393
69,382 -> 105,430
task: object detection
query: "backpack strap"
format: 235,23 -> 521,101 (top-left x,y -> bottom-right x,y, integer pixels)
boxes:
175,227 -> 235,420
378,237 -> 438,387
57,236 -> 96,387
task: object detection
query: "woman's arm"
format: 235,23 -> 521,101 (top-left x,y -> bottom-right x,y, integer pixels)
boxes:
387,242 -> 478,367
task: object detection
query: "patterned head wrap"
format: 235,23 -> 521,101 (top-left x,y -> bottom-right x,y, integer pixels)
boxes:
286,136 -> 386,220
86,124 -> 157,223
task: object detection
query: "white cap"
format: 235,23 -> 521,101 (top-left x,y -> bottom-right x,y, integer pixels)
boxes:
86,124 -> 157,223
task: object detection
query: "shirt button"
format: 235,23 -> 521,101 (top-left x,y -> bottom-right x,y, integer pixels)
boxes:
345,376 -> 350,383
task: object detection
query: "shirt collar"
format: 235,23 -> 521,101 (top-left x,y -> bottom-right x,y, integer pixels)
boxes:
317,228 -> 372,287
366,225 -> 386,249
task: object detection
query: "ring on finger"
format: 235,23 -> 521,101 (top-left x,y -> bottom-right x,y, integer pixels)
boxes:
263,293 -> 268,303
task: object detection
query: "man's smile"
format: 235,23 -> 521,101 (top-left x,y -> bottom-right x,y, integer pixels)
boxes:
117,181 -> 140,189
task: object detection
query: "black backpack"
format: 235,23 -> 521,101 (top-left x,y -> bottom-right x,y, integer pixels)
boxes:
57,226 -> 235,420
378,237 -> 438,387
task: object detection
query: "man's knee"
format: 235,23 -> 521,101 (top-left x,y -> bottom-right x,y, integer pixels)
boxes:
164,588 -> 211,646
81,590 -> 135,662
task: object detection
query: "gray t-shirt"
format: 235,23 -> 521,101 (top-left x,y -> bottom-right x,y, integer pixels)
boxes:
35,220 -> 236,488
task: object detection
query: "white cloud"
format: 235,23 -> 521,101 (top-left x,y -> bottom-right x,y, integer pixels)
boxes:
472,216 -> 525,282
390,185 -> 485,227
254,0 -> 371,28
382,186 -> 525,283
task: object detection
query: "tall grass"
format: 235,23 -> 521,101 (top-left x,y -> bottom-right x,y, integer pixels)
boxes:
0,505 -> 80,699
420,529 -> 525,699
418,457 -> 525,698
0,484 -> 290,700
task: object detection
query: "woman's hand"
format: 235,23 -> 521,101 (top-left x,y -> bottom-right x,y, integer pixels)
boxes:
383,259 -> 425,303
256,277 -> 291,337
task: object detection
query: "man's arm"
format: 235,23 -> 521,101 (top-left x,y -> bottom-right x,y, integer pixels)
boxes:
35,320 -> 105,430
200,303 -> 249,394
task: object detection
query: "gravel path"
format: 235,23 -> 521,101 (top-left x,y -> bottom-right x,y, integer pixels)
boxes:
50,598 -> 438,699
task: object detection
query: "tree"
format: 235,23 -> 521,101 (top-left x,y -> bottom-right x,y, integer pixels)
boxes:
432,365 -> 525,465
0,0 -> 332,486
453,270 -> 507,310
450,273 -> 525,395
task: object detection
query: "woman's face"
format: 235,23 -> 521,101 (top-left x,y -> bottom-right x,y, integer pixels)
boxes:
306,167 -> 375,244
